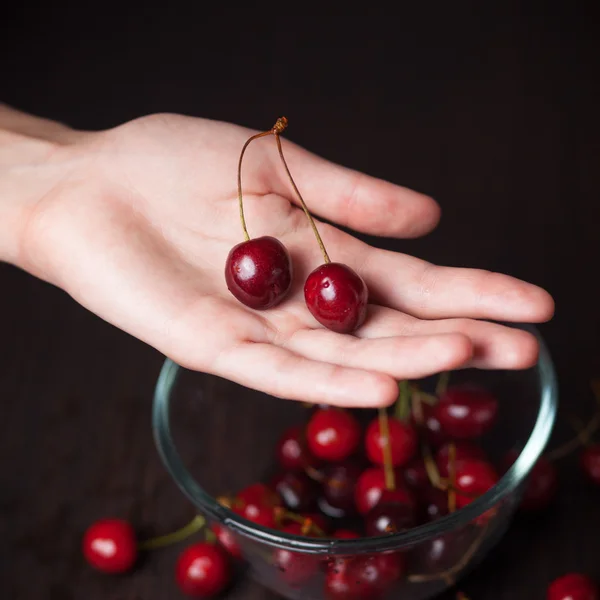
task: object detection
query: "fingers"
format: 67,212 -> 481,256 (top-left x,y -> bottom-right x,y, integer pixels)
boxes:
211,342 -> 399,408
359,247 -> 555,322
282,329 -> 473,381
265,137 -> 440,238
358,306 -> 541,370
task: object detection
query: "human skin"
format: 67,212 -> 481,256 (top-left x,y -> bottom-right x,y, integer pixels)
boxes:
0,105 -> 554,407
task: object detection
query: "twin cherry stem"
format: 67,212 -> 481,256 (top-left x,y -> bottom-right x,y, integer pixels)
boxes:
237,117 -> 330,264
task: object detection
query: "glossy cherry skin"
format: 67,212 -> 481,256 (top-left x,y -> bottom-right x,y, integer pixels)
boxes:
502,450 -> 558,511
547,573 -> 600,600
273,524 -> 321,586
175,543 -> 231,597
304,263 -> 369,334
365,416 -> 417,468
211,524 -> 242,559
225,236 -> 292,310
411,402 -> 450,447
233,483 -> 281,528
434,386 -> 499,439
82,519 -> 137,574
307,409 -> 362,462
354,467 -> 413,515
275,425 -> 320,472
454,458 -> 499,510
321,460 -> 364,515
435,441 -> 487,478
271,471 -> 318,513
364,497 -> 415,536
403,458 -> 429,491
581,444 -> 600,485
417,486 -> 449,523
411,529 -> 470,573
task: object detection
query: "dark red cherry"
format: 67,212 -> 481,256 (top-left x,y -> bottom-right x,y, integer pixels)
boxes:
271,471 -> 319,513
411,529 -> 470,573
304,263 -> 369,334
454,458 -> 499,509
82,518 -> 137,574
307,408 -> 362,462
273,523 -> 321,586
332,529 -> 360,539
403,458 -> 429,491
225,236 -> 292,310
354,467 -> 412,515
365,416 -> 417,468
547,573 -> 599,600
364,496 -> 415,536
502,450 -> 557,511
417,486 -> 449,523
275,425 -> 320,471
435,441 -> 487,478
434,386 -> 498,439
175,542 -> 231,597
581,444 -> 600,485
211,523 -> 242,559
321,460 -> 364,516
411,402 -> 450,447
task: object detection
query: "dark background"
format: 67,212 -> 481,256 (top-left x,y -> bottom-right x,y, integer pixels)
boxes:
1,6 -> 600,599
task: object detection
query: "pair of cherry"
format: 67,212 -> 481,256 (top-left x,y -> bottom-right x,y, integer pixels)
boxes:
224,117 -> 368,334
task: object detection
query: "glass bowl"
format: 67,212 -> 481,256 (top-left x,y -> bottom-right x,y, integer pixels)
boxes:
152,325 -> 557,599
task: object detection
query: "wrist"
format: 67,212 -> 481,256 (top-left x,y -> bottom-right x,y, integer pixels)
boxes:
0,105 -> 89,271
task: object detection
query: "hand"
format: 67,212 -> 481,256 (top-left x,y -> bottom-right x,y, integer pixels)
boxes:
3,108 -> 554,407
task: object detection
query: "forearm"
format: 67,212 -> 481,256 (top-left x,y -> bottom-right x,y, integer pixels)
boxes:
0,104 -> 84,269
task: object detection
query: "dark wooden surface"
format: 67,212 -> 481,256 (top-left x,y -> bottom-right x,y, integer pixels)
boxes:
2,7 -> 600,599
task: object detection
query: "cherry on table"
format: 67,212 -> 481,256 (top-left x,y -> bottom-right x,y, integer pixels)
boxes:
271,471 -> 318,513
434,385 -> 499,439
354,467 -> 413,515
82,518 -> 137,574
275,425 -> 320,472
273,523 -> 321,586
547,573 -> 600,600
304,263 -> 369,334
175,542 -> 231,597
502,450 -> 558,511
306,408 -> 362,462
365,416 -> 417,468
435,441 -> 487,478
225,236 -> 293,310
581,444 -> 600,485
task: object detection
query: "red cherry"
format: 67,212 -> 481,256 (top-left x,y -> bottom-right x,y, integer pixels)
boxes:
502,450 -> 558,511
333,529 -> 360,539
306,409 -> 362,462
354,467 -> 412,515
233,483 -> 281,528
321,460 -> 364,516
301,513 -> 330,534
365,416 -> 417,468
434,386 -> 499,439
273,524 -> 321,586
547,573 -> 599,600
435,441 -> 487,478
364,496 -> 415,537
403,458 -> 429,491
82,518 -> 137,574
175,542 -> 230,597
275,425 -> 320,471
417,486 -> 449,523
411,529 -> 471,573
271,471 -> 318,513
411,402 -> 450,447
454,458 -> 499,509
304,263 -> 369,334
210,524 -> 242,559
581,444 -> 600,485
225,236 -> 292,310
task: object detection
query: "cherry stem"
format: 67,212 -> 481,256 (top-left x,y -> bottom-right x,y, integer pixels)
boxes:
569,415 -> 594,447
435,371 -> 450,397
408,522 -> 489,584
137,515 -> 206,551
411,384 -> 438,406
422,442 -> 444,489
545,409 -> 600,461
378,407 -> 396,490
274,508 -> 325,537
447,442 -> 457,513
305,465 -> 326,483
394,381 -> 411,421
273,126 -> 330,264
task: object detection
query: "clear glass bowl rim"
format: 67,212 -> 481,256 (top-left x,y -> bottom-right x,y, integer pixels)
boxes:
152,325 -> 558,556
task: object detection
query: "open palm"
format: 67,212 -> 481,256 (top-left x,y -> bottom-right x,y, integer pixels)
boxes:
19,112 -> 554,407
